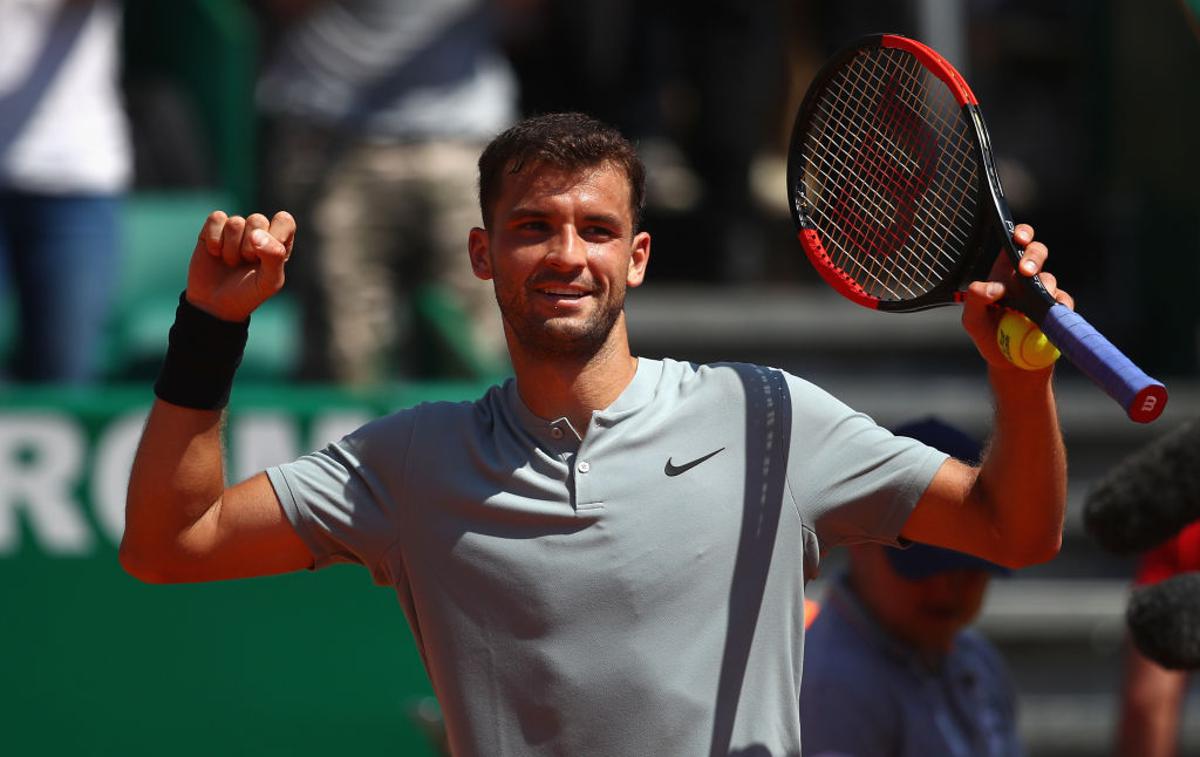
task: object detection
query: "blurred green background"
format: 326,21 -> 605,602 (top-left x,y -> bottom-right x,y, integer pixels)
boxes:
0,385 -> 495,756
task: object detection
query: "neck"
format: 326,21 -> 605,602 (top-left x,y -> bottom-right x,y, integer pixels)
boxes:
507,315 -> 638,435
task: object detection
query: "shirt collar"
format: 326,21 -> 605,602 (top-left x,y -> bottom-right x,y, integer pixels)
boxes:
597,356 -> 661,419
503,357 -> 662,445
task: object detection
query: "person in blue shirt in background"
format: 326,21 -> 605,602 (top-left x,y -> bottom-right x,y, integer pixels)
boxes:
801,417 -> 1022,757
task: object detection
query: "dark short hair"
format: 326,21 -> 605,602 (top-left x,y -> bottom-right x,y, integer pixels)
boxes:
478,112 -> 646,231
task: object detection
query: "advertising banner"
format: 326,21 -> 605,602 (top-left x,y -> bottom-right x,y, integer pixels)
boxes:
0,383 -> 487,755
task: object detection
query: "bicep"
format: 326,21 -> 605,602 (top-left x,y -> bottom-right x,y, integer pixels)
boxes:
900,457 -> 1005,562
175,472 -> 314,581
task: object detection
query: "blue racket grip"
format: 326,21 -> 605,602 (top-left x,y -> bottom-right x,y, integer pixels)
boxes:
1039,303 -> 1167,423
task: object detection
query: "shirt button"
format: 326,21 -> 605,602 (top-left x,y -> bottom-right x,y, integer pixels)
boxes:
550,427 -> 564,440
577,461 -> 591,474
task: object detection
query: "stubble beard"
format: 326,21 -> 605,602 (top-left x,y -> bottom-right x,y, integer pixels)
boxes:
496,283 -> 627,360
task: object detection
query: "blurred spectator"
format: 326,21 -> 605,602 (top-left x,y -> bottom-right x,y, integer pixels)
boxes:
1116,520 -> 1200,757
800,418 -> 1022,757
0,0 -> 131,383
256,0 -> 517,385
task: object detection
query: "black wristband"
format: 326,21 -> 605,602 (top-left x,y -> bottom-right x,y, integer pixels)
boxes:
153,292 -> 249,410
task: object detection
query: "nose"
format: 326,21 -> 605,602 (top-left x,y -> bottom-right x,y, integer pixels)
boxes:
544,225 -> 587,270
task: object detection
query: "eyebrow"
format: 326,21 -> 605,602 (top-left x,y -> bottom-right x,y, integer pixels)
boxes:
505,208 -> 626,229
505,207 -> 549,221
581,212 -> 624,228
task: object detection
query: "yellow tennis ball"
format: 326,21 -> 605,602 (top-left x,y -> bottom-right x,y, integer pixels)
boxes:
997,311 -> 1061,370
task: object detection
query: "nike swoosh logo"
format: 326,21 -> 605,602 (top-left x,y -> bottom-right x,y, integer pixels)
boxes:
664,447 -> 726,477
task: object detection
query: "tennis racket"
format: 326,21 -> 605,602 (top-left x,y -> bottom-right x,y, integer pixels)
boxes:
786,33 -> 1167,423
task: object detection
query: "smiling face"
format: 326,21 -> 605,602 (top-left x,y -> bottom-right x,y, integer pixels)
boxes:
468,160 -> 650,361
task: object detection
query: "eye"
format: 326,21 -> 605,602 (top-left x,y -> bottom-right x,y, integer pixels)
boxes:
518,220 -> 550,233
582,225 -> 618,241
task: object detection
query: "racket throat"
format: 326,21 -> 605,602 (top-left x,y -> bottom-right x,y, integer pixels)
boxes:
968,104 -> 1056,322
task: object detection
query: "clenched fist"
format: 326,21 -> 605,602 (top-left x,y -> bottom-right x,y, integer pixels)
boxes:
185,210 -> 296,322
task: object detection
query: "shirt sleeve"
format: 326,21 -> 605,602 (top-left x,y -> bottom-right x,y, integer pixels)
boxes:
266,409 -> 418,585
782,374 -> 948,551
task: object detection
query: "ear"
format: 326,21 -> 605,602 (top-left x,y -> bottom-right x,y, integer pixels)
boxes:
468,227 -> 492,281
626,230 -> 651,288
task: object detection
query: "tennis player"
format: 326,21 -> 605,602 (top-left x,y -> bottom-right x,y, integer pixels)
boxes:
121,112 -> 1071,755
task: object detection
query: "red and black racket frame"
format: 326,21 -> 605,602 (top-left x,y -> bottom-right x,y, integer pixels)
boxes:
788,33 -> 1167,422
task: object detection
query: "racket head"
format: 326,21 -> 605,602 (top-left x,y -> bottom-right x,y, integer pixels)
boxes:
787,34 -> 995,312
788,34 -> 1169,422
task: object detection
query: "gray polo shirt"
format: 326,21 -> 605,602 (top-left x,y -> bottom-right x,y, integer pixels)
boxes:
800,576 -> 1022,756
267,357 -> 947,756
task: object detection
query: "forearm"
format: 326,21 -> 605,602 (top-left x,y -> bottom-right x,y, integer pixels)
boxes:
120,401 -> 228,579
906,224 -> 1071,564
120,210 -> 305,583
129,401 -> 227,521
972,367 -> 1067,565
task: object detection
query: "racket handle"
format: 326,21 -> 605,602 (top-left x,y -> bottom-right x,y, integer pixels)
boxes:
1039,303 -> 1167,423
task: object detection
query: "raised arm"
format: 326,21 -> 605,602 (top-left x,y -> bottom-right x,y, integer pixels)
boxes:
901,224 -> 1069,568
120,211 -> 313,583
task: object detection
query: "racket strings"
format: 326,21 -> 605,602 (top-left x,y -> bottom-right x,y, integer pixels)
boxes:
815,96 -> 948,297
853,52 -> 978,237
806,88 -> 946,296
799,47 -> 979,302
827,53 -> 972,293
807,104 -> 933,298
815,54 -> 974,297
851,53 -> 974,296
869,53 -> 979,242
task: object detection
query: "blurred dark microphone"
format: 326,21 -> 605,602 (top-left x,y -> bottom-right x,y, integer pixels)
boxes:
1127,573 -> 1200,670
1083,419 -> 1200,555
